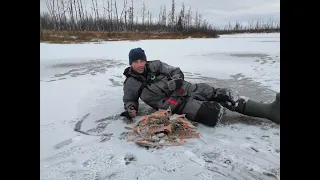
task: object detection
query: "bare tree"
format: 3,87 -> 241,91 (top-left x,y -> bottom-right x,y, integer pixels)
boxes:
177,15 -> 183,32
101,0 -> 107,31
91,0 -> 100,31
158,5 -> 162,26
198,14 -> 202,28
147,10 -> 149,26
141,2 -> 146,25
180,2 -> 185,29
77,0 -> 84,30
170,0 -> 175,28
95,0 -> 99,20
120,0 -> 128,30
194,9 -> 198,28
56,0 -> 62,29
114,0 -> 119,30
186,6 -> 192,30
68,0 -> 75,30
149,11 -> 152,26
63,0 -> 69,29
129,0 -> 134,30
106,0 -> 110,21
162,4 -> 167,27
102,0 -> 106,19
128,4 -> 134,30
83,0 -> 89,30
45,0 -> 57,30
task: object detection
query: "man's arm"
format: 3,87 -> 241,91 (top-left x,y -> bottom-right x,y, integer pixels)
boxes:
158,60 -> 185,91
163,62 -> 184,80
123,77 -> 140,111
150,60 -> 184,80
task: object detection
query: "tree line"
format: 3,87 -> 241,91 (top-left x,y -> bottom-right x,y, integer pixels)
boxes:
40,0 -> 279,34
219,20 -> 280,34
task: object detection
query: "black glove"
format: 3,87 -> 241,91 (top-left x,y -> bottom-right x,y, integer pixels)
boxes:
167,78 -> 183,91
120,104 -> 137,120
127,104 -> 137,117
213,88 -> 240,106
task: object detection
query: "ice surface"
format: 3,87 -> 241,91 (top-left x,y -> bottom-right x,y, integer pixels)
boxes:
40,33 -> 280,180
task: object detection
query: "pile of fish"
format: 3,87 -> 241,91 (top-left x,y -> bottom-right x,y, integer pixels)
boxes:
125,108 -> 200,148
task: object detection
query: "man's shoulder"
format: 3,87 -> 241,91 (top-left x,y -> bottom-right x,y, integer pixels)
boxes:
123,70 -> 141,86
123,66 -> 131,77
123,67 -> 133,84
147,60 -> 162,65
123,66 -> 138,79
123,76 -> 141,89
147,60 -> 162,71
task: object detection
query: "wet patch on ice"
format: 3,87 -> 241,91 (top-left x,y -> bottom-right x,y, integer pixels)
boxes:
186,52 -> 280,91
251,40 -> 280,43
184,72 -> 277,102
220,112 -> 268,126
228,53 -> 270,59
42,59 -> 126,82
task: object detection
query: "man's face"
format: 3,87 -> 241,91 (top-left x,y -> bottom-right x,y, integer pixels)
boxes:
131,59 -> 146,73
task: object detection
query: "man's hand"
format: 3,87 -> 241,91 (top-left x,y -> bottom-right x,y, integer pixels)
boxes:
120,105 -> 137,120
128,108 -> 137,117
128,105 -> 137,118
167,78 -> 183,91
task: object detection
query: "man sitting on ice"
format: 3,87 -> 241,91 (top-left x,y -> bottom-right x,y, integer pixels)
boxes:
121,47 -> 280,127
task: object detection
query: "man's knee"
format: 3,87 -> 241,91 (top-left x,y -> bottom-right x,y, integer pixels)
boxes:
179,98 -> 225,127
178,98 -> 202,121
194,101 -> 225,127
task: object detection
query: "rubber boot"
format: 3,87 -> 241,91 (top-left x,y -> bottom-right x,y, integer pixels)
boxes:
236,93 -> 280,124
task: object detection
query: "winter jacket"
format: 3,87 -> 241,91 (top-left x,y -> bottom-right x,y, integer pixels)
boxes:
122,60 -> 192,113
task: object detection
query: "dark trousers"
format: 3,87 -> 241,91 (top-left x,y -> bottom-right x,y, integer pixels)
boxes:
177,83 -> 224,127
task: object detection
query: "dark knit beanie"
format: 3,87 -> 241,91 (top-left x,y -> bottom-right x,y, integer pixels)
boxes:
129,48 -> 147,65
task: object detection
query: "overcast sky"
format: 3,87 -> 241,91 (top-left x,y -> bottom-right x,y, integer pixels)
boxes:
40,0 -> 280,28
